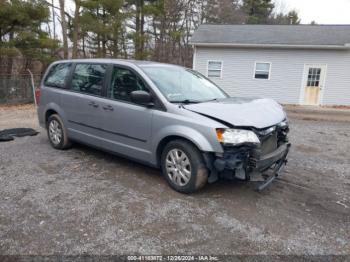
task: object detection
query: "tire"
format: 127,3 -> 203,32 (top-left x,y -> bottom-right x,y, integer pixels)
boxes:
47,114 -> 71,150
161,139 -> 208,193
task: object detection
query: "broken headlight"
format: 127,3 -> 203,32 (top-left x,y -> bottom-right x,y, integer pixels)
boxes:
216,128 -> 260,146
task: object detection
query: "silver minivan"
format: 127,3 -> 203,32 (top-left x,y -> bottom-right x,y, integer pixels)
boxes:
37,59 -> 290,193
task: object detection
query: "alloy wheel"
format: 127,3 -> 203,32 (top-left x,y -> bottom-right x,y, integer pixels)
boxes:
48,119 -> 62,145
165,149 -> 191,186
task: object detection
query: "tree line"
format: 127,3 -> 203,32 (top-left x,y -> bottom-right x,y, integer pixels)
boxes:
0,0 -> 302,74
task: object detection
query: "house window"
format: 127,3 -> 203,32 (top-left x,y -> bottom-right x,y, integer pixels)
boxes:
255,62 -> 271,79
307,68 -> 321,87
208,61 -> 222,78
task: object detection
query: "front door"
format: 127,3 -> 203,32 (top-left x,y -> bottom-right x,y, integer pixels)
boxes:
303,65 -> 326,105
98,65 -> 154,162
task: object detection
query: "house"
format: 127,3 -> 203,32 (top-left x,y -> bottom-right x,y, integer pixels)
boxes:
190,24 -> 350,106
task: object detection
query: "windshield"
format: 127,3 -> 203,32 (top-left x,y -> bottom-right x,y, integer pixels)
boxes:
140,65 -> 228,103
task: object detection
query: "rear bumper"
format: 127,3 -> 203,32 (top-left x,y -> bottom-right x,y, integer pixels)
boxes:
37,106 -> 45,128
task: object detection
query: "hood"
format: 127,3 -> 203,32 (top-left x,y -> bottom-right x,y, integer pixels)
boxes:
184,97 -> 286,129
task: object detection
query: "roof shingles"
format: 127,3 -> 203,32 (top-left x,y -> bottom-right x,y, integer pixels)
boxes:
190,24 -> 350,47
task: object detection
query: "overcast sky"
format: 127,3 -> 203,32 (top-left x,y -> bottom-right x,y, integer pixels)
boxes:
274,0 -> 350,24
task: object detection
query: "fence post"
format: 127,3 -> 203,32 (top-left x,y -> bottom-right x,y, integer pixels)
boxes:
27,69 -> 37,107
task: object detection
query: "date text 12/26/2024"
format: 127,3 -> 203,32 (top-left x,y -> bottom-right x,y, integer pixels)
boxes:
127,255 -> 219,261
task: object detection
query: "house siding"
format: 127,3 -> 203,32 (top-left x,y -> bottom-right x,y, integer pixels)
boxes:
194,47 -> 350,105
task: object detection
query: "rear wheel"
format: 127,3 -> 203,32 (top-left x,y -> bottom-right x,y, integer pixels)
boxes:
161,140 -> 208,193
47,114 -> 71,150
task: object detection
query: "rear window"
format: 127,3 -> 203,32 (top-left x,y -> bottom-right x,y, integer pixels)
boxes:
44,63 -> 71,88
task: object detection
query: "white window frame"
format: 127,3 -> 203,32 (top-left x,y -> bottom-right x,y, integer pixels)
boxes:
207,60 -> 223,78
254,62 -> 271,80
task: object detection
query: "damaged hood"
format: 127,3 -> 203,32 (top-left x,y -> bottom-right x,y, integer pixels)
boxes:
184,97 -> 286,129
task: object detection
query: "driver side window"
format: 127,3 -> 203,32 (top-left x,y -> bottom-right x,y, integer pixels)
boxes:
108,66 -> 148,102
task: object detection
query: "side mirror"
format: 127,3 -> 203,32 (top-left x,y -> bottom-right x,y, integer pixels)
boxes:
130,90 -> 154,107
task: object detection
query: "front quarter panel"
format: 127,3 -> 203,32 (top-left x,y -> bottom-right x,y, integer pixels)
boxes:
150,107 -> 226,165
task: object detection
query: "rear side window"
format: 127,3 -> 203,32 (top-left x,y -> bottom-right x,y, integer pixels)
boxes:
71,64 -> 107,96
44,63 -> 71,88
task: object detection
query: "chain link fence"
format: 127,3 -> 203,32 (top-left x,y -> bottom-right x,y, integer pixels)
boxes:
0,74 -> 41,104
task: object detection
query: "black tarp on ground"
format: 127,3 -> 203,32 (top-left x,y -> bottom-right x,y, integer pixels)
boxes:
0,128 -> 39,142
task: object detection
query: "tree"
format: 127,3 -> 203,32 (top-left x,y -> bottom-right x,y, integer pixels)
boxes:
242,0 -> 275,24
58,0 -> 68,58
204,0 -> 246,24
72,0 -> 81,58
0,0 -> 58,73
79,0 -> 125,58
125,0 -> 159,60
0,0 -> 306,72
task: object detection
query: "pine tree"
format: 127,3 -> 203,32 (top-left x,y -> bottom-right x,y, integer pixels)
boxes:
79,0 -> 124,58
204,0 -> 246,24
0,0 -> 58,72
125,0 -> 159,60
242,0 -> 274,24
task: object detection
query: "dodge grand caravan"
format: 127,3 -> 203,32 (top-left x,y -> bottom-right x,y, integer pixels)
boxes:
37,59 -> 290,193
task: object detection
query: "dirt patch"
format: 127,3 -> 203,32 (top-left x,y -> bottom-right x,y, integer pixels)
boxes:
295,145 -> 320,153
328,105 -> 350,110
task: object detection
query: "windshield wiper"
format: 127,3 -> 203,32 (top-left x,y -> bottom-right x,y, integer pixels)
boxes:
204,98 -> 220,102
171,99 -> 202,104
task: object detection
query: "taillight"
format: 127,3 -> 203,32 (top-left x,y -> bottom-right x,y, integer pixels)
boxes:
35,88 -> 41,105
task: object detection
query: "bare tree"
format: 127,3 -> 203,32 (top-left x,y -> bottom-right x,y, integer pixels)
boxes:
72,0 -> 81,58
51,0 -> 56,39
59,0 -> 68,58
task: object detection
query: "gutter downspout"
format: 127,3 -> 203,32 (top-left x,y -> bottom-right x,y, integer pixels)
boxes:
192,45 -> 197,70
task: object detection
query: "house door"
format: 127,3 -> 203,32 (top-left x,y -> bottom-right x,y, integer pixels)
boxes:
303,65 -> 326,105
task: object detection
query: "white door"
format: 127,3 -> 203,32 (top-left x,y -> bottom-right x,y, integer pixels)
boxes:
302,65 -> 326,106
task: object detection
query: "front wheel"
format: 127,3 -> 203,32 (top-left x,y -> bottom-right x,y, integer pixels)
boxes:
161,140 -> 208,193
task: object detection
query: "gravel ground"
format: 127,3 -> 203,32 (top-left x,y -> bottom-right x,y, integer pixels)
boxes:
0,105 -> 349,255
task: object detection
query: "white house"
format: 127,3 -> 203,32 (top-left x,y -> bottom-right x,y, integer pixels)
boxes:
191,24 -> 350,106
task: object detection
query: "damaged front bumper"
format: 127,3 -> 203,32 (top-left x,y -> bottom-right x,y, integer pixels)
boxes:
204,142 -> 291,191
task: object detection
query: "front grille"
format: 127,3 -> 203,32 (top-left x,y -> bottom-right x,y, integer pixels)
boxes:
260,132 -> 278,155
248,123 -> 289,170
257,123 -> 289,156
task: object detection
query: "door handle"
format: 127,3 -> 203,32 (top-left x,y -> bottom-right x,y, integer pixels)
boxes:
88,101 -> 99,108
102,105 -> 114,111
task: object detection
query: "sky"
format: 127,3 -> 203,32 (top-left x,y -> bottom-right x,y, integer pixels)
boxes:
274,0 -> 350,24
